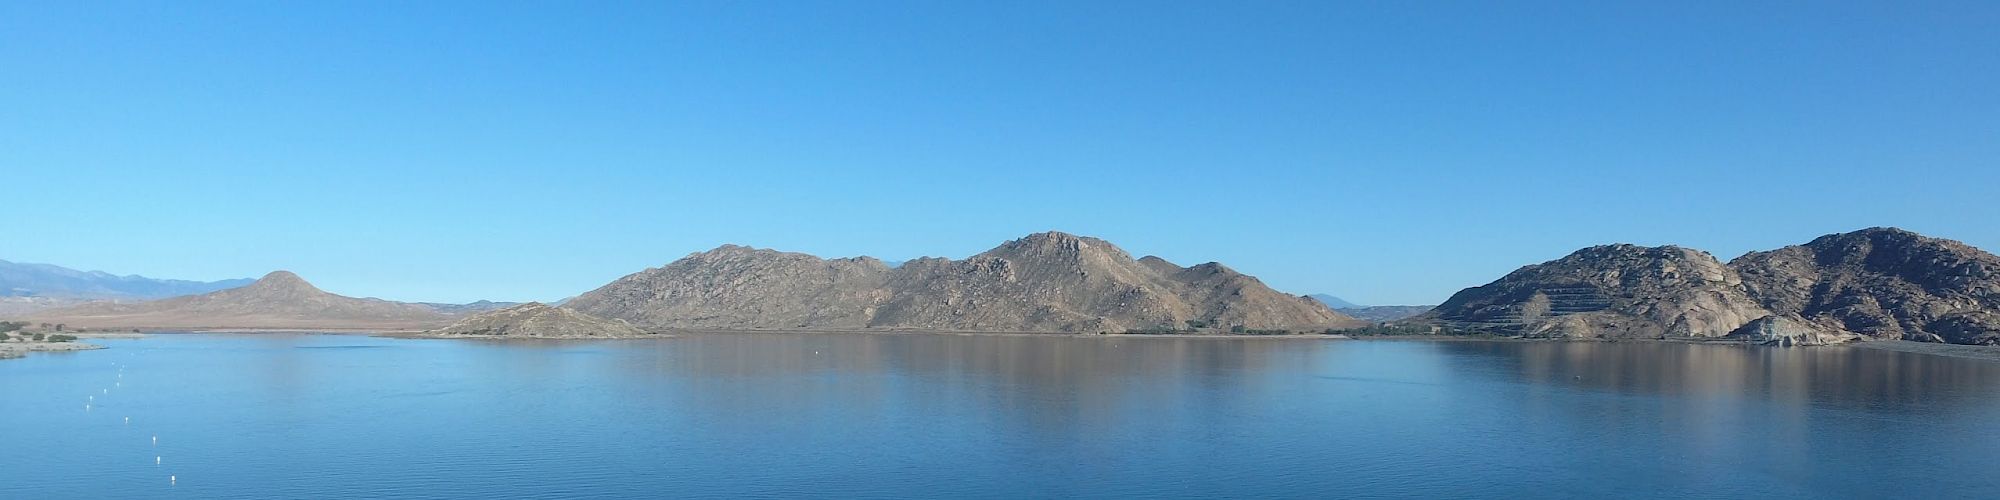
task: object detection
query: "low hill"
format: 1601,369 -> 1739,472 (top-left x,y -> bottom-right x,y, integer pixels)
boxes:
425,303 -> 651,338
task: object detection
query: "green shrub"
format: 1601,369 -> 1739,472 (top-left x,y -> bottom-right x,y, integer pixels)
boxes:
47,334 -> 76,343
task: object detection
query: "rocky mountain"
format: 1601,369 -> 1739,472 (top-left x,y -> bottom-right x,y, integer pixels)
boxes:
1730,228 -> 2000,345
24,271 -> 452,330
1420,244 -> 1778,340
0,259 -> 252,300
425,302 -> 650,338
568,232 -> 1362,333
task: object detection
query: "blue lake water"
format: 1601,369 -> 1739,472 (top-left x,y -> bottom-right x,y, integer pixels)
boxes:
3,333 -> 1998,499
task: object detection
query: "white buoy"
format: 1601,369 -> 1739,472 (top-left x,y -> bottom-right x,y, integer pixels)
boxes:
125,417 -> 130,425
152,436 -> 158,445
156,456 -> 162,465
170,475 -> 176,485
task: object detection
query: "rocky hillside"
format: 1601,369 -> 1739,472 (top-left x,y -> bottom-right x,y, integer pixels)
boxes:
1421,227 -> 2000,346
1731,228 -> 2000,345
1421,244 -> 1778,340
425,303 -> 650,338
568,232 -> 1361,333
24,271 -> 452,330
564,245 -> 894,329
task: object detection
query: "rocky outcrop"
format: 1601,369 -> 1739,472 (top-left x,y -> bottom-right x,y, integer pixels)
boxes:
1731,227 -> 2000,345
568,232 -> 1363,333
1726,314 -> 1860,346
426,303 -> 650,338
1421,245 -> 1773,339
26,271 -> 452,330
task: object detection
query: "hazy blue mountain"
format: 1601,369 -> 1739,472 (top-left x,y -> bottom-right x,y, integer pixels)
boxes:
1337,305 -> 1435,323
0,259 -> 253,300
1308,294 -> 1362,309
416,300 -> 525,315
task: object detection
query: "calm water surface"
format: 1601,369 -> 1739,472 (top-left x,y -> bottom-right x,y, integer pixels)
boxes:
3,333 -> 1997,499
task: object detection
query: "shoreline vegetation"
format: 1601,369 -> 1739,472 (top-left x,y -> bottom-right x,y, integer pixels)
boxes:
0,320 -> 105,359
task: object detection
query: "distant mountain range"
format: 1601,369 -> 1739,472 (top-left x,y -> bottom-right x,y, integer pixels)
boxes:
567,231 -> 1363,333
11,227 -> 1997,345
1417,227 -> 2000,346
0,259 -> 252,300
28,271 -> 457,330
1306,294 -> 1361,309
414,300 -> 523,315
1308,294 -> 1435,323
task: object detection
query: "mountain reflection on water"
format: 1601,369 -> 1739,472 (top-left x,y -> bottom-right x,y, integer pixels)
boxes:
1,333 -> 1995,499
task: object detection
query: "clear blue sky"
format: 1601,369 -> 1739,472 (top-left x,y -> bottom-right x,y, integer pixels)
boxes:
3,1 -> 1995,305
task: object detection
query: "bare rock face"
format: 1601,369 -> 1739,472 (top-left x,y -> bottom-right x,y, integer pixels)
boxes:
27,271 -> 452,330
569,232 -> 1363,333
427,303 -> 649,338
562,245 -> 893,329
1730,227 -> 2000,345
1726,314 -> 1861,346
1422,245 -> 1772,339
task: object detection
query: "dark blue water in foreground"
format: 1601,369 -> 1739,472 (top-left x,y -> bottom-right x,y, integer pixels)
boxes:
3,333 -> 1998,499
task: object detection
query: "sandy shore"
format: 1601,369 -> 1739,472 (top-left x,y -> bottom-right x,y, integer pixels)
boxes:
0,341 -> 106,359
